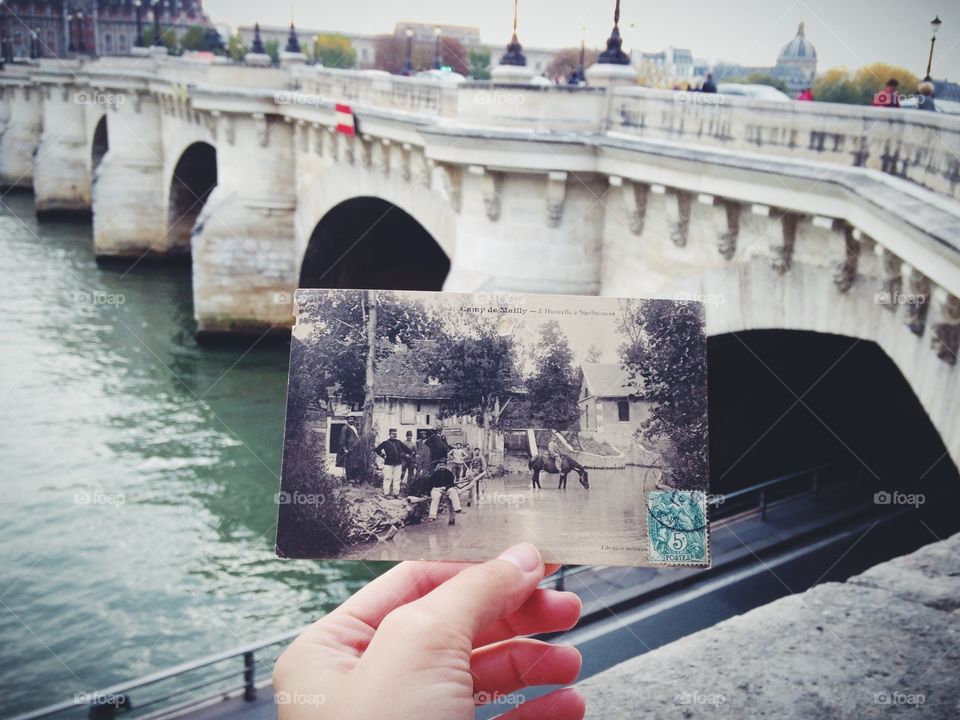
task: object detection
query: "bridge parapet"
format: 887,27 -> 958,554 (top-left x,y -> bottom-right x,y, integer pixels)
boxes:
608,86 -> 960,202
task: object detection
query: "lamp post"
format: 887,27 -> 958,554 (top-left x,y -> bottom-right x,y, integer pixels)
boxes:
597,0 -> 630,65
403,27 -> 414,75
500,0 -> 526,66
924,15 -> 942,82
433,26 -> 441,69
76,11 -> 85,53
0,0 -> 8,68
151,0 -> 162,48
134,0 -> 144,47
67,11 -> 75,53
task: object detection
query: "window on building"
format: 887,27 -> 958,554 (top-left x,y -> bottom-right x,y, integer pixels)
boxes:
400,403 -> 415,425
617,400 -> 630,422
425,414 -> 431,426
416,401 -> 422,412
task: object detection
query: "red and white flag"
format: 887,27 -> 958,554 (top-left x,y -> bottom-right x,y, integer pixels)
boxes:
335,104 -> 357,137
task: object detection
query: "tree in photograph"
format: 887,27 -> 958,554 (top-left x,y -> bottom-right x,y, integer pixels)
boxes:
527,321 -> 580,431
469,47 -> 491,80
374,34 -> 404,73
313,33 -> 356,68
585,344 -> 602,363
429,332 -> 520,457
618,299 -> 708,489
812,67 -> 859,104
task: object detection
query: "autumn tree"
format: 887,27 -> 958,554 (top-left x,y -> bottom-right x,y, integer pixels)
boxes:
313,33 -> 356,69
527,321 -> 580,431
470,47 -> 491,80
618,299 -> 708,488
814,63 -> 920,105
546,47 -> 597,82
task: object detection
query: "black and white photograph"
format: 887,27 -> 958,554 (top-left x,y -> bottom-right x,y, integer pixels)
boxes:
276,289 -> 709,566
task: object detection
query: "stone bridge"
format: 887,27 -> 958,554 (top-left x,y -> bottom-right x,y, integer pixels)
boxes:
1,55 -> 958,467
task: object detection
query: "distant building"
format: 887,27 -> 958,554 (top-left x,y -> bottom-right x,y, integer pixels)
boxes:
577,363 -> 649,449
238,25 -> 378,67
639,47 -> 694,85
711,22 -> 817,93
0,0 -> 214,59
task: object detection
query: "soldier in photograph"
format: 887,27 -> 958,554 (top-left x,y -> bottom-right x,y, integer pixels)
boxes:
427,459 -> 463,522
375,428 -> 412,497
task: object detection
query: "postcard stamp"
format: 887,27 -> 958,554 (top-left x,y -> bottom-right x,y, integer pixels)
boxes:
647,490 -> 709,565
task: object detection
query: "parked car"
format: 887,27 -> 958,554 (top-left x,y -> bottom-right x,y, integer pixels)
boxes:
716,83 -> 792,102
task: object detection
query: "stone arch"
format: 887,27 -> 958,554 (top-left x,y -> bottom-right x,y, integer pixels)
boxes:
708,329 -> 958,495
299,196 -> 450,290
168,141 -> 218,254
91,115 -> 108,174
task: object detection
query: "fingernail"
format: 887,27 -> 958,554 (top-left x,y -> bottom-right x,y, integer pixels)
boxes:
498,543 -> 540,573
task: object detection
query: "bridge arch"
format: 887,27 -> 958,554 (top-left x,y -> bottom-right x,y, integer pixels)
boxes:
168,141 -> 218,254
708,330 -> 958,495
299,196 -> 450,290
90,115 -> 108,174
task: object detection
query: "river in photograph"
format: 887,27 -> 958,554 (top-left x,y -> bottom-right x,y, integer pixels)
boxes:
0,193 -> 374,716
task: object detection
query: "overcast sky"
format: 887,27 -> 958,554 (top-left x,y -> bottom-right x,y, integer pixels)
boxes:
204,0 -> 960,80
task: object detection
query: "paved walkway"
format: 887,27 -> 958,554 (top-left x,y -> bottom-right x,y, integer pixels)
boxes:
579,531 -> 960,718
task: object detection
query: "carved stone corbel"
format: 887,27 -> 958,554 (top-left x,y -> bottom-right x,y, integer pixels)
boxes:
771,211 -> 799,275
400,143 -> 413,182
252,113 -> 269,147
610,177 -> 649,236
206,110 -> 221,141
379,139 -> 391,176
877,248 -> 903,311
440,163 -> 463,213
904,266 -> 931,336
832,221 -> 861,293
664,190 -> 693,247
546,172 -> 568,228
358,137 -> 372,168
930,289 -> 960,365
714,198 -> 741,260
470,166 -> 502,221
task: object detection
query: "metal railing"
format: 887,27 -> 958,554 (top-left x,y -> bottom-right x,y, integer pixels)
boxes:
14,460 -> 853,720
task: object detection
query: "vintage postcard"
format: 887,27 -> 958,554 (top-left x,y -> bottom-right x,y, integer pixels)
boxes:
276,290 -> 710,567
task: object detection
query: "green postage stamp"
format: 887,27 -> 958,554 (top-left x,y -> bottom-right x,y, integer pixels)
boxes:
647,490 -> 709,565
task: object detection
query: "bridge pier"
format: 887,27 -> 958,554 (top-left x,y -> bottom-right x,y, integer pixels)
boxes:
192,114 -> 298,339
33,82 -> 91,215
0,84 -> 42,190
92,92 -> 168,258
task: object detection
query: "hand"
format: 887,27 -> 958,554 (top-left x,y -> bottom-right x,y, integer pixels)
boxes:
274,544 -> 585,719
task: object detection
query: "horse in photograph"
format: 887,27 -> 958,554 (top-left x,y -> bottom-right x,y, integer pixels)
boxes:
529,454 -> 590,489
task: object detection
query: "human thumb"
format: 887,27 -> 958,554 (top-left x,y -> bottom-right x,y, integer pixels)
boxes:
373,544 -> 545,648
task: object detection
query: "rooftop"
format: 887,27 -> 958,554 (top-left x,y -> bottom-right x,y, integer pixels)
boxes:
580,362 -> 642,399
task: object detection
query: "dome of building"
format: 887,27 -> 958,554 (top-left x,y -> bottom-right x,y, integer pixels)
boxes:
779,21 -> 817,62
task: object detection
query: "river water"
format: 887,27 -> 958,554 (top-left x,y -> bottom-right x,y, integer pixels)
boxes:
0,193 -> 372,716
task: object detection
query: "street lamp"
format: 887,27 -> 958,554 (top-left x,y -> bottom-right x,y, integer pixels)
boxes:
403,27 -> 414,75
76,11 -> 85,53
134,0 -> 144,48
500,0 -> 527,66
0,0 -> 8,68
433,26 -> 442,70
151,0 -> 162,48
597,0 -> 630,65
924,15 -> 942,82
